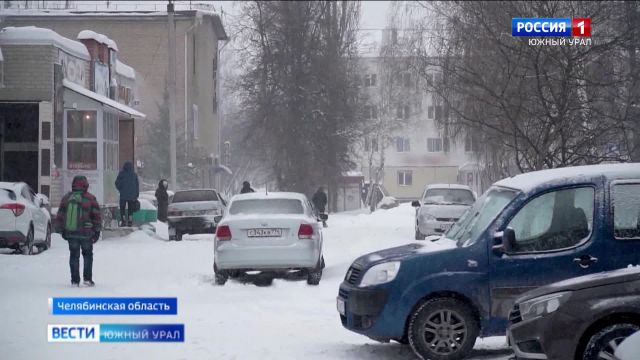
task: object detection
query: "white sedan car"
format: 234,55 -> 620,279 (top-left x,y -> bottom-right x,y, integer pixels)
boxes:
0,182 -> 51,254
412,184 -> 476,240
213,192 -> 326,286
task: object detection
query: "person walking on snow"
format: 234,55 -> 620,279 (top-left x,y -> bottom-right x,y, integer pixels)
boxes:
312,187 -> 328,227
55,175 -> 102,287
115,161 -> 139,227
240,181 -> 255,194
155,179 -> 169,222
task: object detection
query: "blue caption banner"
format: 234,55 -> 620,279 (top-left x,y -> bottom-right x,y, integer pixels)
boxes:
512,18 -> 572,37
48,324 -> 185,342
49,297 -> 178,315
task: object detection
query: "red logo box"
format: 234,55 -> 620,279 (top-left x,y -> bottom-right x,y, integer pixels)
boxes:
572,18 -> 591,37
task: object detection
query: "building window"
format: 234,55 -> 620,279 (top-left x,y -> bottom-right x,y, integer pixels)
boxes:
102,111 -> 119,171
427,138 -> 443,152
364,73 -> 377,87
396,137 -> 410,152
67,142 -> 97,170
427,106 -> 434,119
465,135 -> 480,152
365,137 -> 379,152
398,170 -> 412,186
402,72 -> 412,88
435,105 -> 442,120
397,104 -> 410,120
364,105 -> 378,120
41,149 -> 50,176
42,121 -> 51,140
67,111 -> 97,138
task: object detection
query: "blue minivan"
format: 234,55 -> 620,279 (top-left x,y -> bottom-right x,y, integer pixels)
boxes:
337,163 -> 640,360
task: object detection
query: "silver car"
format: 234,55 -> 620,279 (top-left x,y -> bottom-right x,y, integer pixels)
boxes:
213,192 -> 326,286
411,184 -> 476,240
167,189 -> 226,241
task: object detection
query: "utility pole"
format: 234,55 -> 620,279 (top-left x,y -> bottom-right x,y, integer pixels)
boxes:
168,0 -> 178,188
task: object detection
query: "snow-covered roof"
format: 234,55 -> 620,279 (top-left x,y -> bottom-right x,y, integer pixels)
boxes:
0,26 -> 90,60
115,59 -> 135,79
494,163 -> 640,193
77,29 -> 118,51
230,192 -> 308,202
425,183 -> 473,191
63,79 -> 145,118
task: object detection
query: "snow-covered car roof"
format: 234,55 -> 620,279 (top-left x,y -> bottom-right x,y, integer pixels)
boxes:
230,192 -> 308,202
494,163 -> 640,194
424,183 -> 473,191
174,188 -> 218,193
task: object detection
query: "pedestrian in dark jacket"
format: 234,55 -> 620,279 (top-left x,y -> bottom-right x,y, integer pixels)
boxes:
240,181 -> 255,194
312,187 -> 328,227
55,175 -> 102,287
155,179 -> 169,222
115,161 -> 139,227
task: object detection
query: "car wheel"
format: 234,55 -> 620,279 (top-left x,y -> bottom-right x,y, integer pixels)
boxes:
21,227 -> 35,255
39,225 -> 51,251
408,298 -> 479,360
215,272 -> 228,285
582,323 -> 640,360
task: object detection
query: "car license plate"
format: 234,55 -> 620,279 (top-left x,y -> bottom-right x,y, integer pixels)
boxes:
247,228 -> 282,237
440,223 -> 453,232
336,298 -> 346,315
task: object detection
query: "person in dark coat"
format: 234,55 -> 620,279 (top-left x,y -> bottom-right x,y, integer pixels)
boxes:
155,179 -> 169,222
312,187 -> 328,227
240,181 -> 255,194
115,161 -> 140,227
55,175 -> 102,287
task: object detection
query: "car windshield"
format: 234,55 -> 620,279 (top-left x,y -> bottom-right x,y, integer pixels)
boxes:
229,199 -> 304,215
445,187 -> 518,247
423,188 -> 475,205
172,190 -> 219,203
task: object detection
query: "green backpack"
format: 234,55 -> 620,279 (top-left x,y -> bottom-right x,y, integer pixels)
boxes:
64,192 -> 83,232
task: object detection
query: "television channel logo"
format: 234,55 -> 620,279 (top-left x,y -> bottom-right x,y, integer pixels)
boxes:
512,18 -> 591,37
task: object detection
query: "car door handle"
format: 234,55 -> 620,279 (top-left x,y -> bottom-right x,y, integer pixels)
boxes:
573,255 -> 598,269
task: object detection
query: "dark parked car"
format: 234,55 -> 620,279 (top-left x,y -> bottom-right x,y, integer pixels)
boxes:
508,266 -> 640,360
337,163 -> 640,360
168,189 -> 226,241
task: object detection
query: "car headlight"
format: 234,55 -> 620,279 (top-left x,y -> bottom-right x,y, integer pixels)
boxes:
420,212 -> 436,221
519,291 -> 572,321
359,262 -> 401,287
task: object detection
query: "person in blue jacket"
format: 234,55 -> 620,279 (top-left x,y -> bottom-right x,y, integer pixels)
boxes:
115,161 -> 139,227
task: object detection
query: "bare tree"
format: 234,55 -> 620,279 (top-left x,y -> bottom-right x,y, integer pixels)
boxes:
393,1 -> 640,180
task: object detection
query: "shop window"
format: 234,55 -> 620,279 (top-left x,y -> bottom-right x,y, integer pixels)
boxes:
67,142 -> 97,170
67,111 -> 97,138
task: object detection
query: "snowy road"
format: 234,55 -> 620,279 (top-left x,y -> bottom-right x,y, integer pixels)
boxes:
0,204 -> 512,360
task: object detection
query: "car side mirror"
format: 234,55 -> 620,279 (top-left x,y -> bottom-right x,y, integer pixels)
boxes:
411,200 -> 421,207
492,227 -> 516,255
319,213 -> 329,221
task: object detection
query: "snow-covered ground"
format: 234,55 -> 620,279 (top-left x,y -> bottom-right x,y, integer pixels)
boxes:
0,204 -> 511,360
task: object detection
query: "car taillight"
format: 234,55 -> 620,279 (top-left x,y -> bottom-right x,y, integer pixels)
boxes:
0,203 -> 25,217
298,224 -> 314,239
216,225 -> 232,241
